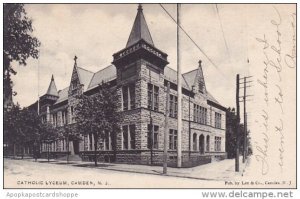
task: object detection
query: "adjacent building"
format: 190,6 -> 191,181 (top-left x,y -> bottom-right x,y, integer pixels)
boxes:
34,5 -> 227,167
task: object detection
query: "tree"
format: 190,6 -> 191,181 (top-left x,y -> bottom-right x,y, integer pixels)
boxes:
4,4 -> 41,108
4,105 -> 42,159
4,104 -> 21,157
74,82 -> 121,166
58,124 -> 81,163
225,107 -> 246,159
39,122 -> 57,162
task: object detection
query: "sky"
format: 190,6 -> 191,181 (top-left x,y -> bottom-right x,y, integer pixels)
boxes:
11,4 -> 260,108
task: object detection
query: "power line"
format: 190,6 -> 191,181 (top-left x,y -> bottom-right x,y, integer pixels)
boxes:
159,4 -> 224,76
215,4 -> 230,57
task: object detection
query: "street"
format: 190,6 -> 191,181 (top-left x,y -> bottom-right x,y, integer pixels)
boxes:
4,158 -> 246,188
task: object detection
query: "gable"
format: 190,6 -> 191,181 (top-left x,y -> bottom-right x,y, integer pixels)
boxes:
69,66 -> 80,92
195,66 -> 206,94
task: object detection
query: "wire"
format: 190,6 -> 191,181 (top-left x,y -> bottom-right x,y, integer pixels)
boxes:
215,4 -> 230,57
159,4 -> 224,76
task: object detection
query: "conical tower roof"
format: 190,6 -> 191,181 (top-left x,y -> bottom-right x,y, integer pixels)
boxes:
126,4 -> 154,47
46,75 -> 59,96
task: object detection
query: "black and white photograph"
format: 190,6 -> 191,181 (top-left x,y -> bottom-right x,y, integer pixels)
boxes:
2,2 -> 296,190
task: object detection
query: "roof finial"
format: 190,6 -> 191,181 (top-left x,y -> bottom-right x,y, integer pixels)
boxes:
198,59 -> 202,67
138,3 -> 143,11
51,74 -> 54,81
74,55 -> 78,66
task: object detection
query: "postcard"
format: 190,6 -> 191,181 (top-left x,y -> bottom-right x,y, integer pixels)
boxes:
3,3 -> 296,189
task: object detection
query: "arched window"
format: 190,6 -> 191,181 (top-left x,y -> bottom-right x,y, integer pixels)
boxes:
193,133 -> 197,151
206,135 -> 210,152
199,134 -> 205,154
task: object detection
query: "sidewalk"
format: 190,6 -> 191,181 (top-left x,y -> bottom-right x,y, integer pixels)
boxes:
21,156 -> 248,181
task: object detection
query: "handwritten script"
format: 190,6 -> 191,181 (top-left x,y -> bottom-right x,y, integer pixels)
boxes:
255,6 -> 295,175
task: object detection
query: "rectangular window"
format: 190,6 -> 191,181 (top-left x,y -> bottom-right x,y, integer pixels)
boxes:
62,110 -> 68,125
122,86 -> 128,111
169,95 -> 173,117
193,105 -> 207,124
215,112 -> 222,128
129,125 -> 135,149
122,84 -> 135,111
153,86 -> 159,111
214,136 -> 221,151
197,105 -> 200,123
104,131 -> 110,150
122,125 -> 136,150
129,85 -> 135,110
148,84 -> 153,110
123,126 -> 128,150
89,134 -> 93,151
148,83 -> 159,111
169,129 -> 177,150
52,113 -> 58,127
62,111 -> 65,125
193,104 -> 197,122
147,124 -> 159,149
153,125 -> 159,149
169,94 -> 178,118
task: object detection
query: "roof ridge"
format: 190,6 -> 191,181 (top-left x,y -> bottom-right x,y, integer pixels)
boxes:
94,64 -> 114,74
76,66 -> 95,74
87,73 -> 96,88
183,68 -> 198,75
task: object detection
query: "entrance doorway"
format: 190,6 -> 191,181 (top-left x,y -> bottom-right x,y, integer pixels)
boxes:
73,140 -> 80,155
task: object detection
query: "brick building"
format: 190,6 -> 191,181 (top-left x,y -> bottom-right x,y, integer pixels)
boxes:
36,5 -> 227,167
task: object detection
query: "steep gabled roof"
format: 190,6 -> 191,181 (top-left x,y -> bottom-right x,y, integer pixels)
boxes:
126,4 -> 154,47
206,91 -> 219,104
46,75 -> 59,96
164,66 -> 190,89
88,65 -> 116,90
54,87 -> 69,104
182,69 -> 198,89
76,66 -> 94,91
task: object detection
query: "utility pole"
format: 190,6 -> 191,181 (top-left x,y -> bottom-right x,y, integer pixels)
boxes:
163,82 -> 170,174
188,85 -> 195,159
177,3 -> 182,168
235,74 -> 240,172
240,75 -> 252,163
243,77 -> 246,163
149,71 -> 153,165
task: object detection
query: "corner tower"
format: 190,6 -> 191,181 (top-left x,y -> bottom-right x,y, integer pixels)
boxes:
112,4 -> 168,72
111,4 -> 169,155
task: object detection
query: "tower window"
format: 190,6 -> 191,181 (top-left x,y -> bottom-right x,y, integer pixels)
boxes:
122,84 -> 135,111
148,83 -> 159,111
